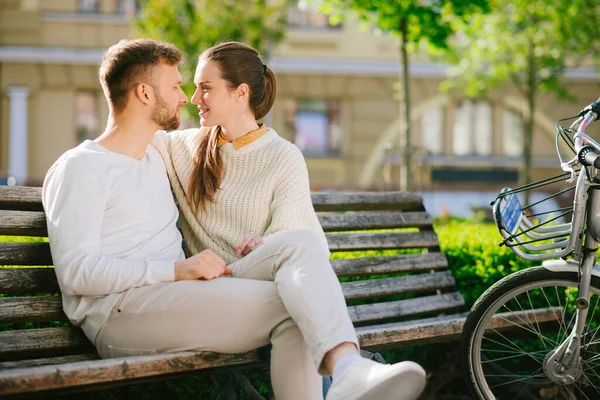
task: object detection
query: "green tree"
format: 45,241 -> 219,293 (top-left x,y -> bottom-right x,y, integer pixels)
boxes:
316,0 -> 489,191
135,0 -> 293,118
442,0 -> 600,202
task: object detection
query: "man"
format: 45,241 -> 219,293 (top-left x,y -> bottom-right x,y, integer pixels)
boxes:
42,39 -> 230,353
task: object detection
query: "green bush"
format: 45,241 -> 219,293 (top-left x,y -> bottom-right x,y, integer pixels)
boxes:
435,219 -> 534,308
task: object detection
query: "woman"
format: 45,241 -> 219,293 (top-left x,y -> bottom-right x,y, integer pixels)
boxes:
152,42 -> 426,400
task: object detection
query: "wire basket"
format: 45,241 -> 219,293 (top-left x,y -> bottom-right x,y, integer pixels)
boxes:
491,171 -> 578,261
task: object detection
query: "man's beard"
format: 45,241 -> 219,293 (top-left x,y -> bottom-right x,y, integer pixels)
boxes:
152,92 -> 180,131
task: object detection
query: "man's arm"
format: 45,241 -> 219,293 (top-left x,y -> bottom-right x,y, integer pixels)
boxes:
42,157 -> 175,296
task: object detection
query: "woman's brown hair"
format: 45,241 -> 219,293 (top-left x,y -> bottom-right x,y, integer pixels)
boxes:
188,42 -> 276,212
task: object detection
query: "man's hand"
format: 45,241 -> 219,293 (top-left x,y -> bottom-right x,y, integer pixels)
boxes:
236,234 -> 264,256
174,250 -> 231,281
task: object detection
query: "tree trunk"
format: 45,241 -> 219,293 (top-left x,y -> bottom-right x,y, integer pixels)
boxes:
523,39 -> 536,206
399,16 -> 413,192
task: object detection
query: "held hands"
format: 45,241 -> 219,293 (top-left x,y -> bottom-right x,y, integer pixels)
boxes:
174,250 -> 231,281
236,234 -> 264,256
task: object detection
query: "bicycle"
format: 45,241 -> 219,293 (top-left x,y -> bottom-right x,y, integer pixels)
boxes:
461,99 -> 600,399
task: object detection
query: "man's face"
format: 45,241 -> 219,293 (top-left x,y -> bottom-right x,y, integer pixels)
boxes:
151,63 -> 188,130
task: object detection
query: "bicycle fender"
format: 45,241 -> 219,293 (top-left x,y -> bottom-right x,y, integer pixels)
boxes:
542,259 -> 600,278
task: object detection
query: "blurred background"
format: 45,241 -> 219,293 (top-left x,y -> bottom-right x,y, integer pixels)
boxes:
1,0 -> 599,218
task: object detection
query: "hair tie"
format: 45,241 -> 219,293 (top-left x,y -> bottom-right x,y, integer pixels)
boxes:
263,64 -> 267,74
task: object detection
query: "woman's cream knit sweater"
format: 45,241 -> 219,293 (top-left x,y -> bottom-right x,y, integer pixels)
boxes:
151,127 -> 328,264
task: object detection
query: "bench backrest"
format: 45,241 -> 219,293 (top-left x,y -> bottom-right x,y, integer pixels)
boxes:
0,186 -> 463,363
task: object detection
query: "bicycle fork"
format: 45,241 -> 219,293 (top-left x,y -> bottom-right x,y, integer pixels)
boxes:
544,186 -> 600,384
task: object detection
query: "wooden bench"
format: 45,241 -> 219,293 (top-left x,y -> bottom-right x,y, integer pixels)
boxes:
0,186 -> 469,397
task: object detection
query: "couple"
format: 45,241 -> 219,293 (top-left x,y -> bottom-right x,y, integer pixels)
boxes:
42,38 -> 426,400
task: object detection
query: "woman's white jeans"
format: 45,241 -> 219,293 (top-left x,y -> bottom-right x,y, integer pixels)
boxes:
96,230 -> 359,400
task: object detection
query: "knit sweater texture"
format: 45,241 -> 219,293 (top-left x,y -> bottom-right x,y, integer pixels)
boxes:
151,127 -> 328,264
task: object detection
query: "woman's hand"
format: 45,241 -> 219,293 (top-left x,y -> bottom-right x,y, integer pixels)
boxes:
236,234 -> 264,256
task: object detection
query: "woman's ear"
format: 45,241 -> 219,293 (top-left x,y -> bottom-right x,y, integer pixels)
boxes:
236,83 -> 250,103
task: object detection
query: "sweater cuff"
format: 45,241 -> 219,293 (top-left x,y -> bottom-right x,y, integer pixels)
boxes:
146,260 -> 176,283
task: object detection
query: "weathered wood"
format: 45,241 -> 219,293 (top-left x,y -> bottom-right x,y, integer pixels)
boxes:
331,253 -> 448,277
0,354 -> 98,370
347,292 -> 465,325
0,268 -> 58,294
0,328 -> 93,361
0,243 -> 52,266
311,192 -> 423,212
0,210 -> 47,237
0,188 -> 424,213
0,297 -> 66,324
318,211 -> 432,232
0,350 -> 264,396
341,271 -> 456,301
0,186 -> 43,212
326,231 -> 439,251
356,308 -> 562,350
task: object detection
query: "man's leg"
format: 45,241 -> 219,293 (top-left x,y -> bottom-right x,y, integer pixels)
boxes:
95,278 -> 322,400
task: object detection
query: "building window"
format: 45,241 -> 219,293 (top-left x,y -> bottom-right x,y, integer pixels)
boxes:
75,92 -> 100,143
288,1 -> 341,29
285,99 -> 342,156
116,0 -> 139,16
504,108 -> 523,157
421,104 -> 444,154
79,0 -> 99,12
452,99 -> 492,156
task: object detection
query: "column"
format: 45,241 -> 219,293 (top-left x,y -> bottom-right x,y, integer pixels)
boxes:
7,86 -> 31,186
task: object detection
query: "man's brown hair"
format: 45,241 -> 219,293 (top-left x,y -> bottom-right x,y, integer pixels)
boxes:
99,39 -> 182,114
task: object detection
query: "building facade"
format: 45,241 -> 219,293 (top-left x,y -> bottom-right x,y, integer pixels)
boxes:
1,0 -> 599,214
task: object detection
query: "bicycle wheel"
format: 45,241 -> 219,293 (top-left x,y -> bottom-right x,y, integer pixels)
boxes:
462,266 -> 600,400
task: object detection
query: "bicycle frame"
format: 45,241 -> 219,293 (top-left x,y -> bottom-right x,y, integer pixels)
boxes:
540,185 -> 600,384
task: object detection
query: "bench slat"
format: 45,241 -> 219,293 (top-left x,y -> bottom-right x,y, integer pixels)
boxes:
0,242 -> 52,266
0,353 -> 99,370
326,231 -> 439,251
0,253 -> 448,294
0,268 -> 58,294
0,328 -> 94,361
341,271 -> 455,301
0,233 -> 439,266
311,192 -> 423,212
0,272 -> 454,324
331,253 -> 447,277
0,297 -> 66,324
0,210 -> 47,237
0,186 -> 43,211
348,292 -> 465,325
0,211 -> 434,236
0,349 -> 263,395
0,187 -> 422,212
318,211 -> 432,232
356,308 -> 561,350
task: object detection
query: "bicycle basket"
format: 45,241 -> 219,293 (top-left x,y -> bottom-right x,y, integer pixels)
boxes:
491,171 -> 578,261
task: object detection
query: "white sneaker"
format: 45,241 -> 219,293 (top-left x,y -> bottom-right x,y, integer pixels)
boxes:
325,358 -> 426,400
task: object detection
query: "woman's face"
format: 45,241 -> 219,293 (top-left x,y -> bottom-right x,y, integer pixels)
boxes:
191,59 -> 239,127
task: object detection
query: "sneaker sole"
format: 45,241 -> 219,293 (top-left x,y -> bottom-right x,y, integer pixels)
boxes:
356,362 -> 426,400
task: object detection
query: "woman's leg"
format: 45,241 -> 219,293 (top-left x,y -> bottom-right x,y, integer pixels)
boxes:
229,229 -> 359,375
95,278 -> 322,400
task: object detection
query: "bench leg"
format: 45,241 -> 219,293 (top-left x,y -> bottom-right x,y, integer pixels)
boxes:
215,372 -> 267,400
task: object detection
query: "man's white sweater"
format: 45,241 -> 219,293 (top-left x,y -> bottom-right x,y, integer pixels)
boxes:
152,128 -> 328,264
42,141 -> 184,344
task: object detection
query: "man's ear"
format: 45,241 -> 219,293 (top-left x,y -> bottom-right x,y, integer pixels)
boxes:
135,83 -> 152,105
236,83 -> 249,103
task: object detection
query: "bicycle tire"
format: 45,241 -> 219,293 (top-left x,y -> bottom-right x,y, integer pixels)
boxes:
461,266 -> 600,399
